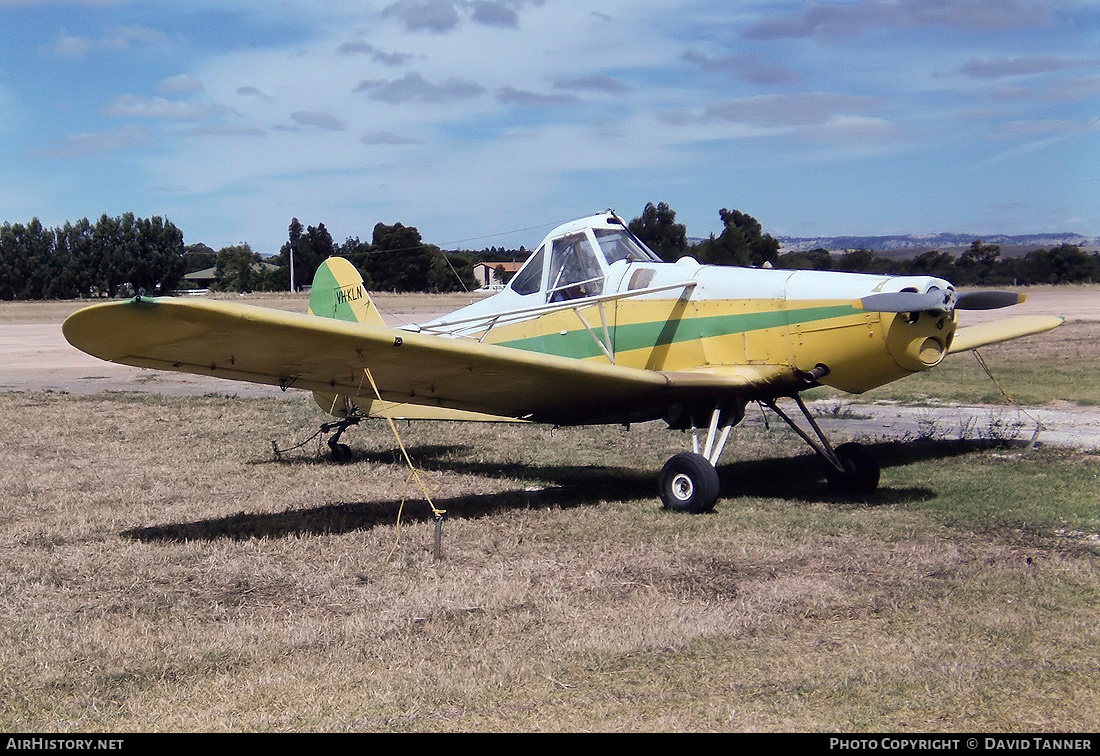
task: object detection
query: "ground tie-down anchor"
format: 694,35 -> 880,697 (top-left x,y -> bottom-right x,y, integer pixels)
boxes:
433,514 -> 444,561
322,415 -> 361,461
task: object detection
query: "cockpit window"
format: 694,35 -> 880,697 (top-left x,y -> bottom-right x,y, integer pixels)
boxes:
508,246 -> 544,296
547,233 -> 604,302
594,228 -> 662,264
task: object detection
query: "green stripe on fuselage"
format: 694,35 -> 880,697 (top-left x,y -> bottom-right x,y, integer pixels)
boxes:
496,304 -> 859,359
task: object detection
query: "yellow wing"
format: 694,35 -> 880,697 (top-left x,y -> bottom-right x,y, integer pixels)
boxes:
948,315 -> 1064,354
62,296 -> 725,425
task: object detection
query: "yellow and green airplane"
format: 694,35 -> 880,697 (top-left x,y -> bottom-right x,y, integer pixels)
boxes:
63,212 -> 1062,513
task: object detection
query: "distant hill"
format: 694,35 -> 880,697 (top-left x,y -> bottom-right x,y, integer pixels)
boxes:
776,233 -> 1100,259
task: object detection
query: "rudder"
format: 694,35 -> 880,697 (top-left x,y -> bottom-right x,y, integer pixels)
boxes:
307,257 -> 384,326
308,257 -> 382,417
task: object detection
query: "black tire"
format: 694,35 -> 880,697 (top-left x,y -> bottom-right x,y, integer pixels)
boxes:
660,452 -> 720,513
825,442 -> 880,495
329,442 -> 353,463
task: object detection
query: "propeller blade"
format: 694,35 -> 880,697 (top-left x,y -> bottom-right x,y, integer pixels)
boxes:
955,290 -> 1025,310
859,289 -> 956,314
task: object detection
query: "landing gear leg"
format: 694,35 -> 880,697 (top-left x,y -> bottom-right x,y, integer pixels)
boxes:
660,403 -> 744,513
322,415 -> 361,462
763,395 -> 880,495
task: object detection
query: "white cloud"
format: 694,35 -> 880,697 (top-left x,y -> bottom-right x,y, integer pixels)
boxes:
356,72 -> 485,103
682,50 -> 800,86
989,119 -> 1084,139
290,110 -> 346,130
47,25 -> 167,57
157,75 -> 205,94
553,75 -> 630,94
36,0 -> 1091,249
383,0 -> 461,33
677,92 -> 885,129
744,0 -> 1055,41
236,86 -> 274,102
29,124 -> 150,159
470,1 -> 519,28
105,95 -> 223,120
362,131 -> 422,145
960,56 -> 1080,79
496,86 -> 578,106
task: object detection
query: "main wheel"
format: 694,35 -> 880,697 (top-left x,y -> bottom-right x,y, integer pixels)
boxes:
824,442 -> 880,495
329,442 -> 353,463
660,452 -> 720,513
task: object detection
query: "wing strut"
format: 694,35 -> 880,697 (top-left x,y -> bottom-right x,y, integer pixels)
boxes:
355,356 -> 447,561
761,395 -> 881,495
763,395 -> 844,472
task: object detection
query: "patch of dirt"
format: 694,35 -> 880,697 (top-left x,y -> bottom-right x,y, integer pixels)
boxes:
0,293 -> 465,397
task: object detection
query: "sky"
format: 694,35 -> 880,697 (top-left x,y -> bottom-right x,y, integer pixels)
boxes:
0,0 -> 1098,254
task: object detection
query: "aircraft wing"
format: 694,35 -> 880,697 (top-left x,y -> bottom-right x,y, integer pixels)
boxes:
62,297 -> 771,425
948,315 -> 1064,354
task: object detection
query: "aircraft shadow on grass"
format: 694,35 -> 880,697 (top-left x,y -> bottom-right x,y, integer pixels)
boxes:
120,437 -> 1021,543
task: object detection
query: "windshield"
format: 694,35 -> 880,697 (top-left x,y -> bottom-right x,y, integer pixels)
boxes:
594,228 -> 662,264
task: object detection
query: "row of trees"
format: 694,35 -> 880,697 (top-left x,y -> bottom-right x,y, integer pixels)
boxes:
0,205 -> 1097,300
0,214 -> 184,299
629,201 -> 1100,286
771,238 -> 1100,286
201,219 -> 483,294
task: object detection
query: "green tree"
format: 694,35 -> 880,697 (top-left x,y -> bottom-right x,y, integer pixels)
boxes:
954,240 -> 1002,284
776,247 -> 833,270
365,222 -> 432,291
693,208 -> 779,267
907,249 -> 955,278
56,218 -> 98,297
130,215 -> 185,294
270,218 -> 335,291
427,250 -> 477,292
836,248 -> 894,273
47,220 -> 91,299
628,202 -> 687,260
1018,244 -> 1098,284
0,219 -> 55,299
214,243 -> 262,293
182,243 -> 216,274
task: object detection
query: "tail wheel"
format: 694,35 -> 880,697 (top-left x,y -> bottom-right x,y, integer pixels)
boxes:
825,442 -> 880,494
660,452 -> 720,514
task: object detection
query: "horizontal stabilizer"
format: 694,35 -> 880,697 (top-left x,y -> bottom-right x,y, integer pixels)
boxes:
948,315 -> 1064,353
360,399 -> 523,422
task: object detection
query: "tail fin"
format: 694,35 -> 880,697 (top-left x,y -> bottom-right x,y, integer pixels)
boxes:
307,257 -> 384,326
308,257 -> 382,418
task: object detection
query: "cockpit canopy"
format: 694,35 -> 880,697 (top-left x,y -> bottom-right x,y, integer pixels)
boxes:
509,214 -> 663,302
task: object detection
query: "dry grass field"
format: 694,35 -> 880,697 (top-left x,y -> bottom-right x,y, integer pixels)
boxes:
0,286 -> 1097,732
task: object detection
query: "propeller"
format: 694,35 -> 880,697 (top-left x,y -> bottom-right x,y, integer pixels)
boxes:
860,288 -> 1023,314
954,290 -> 1025,310
859,289 -> 955,314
